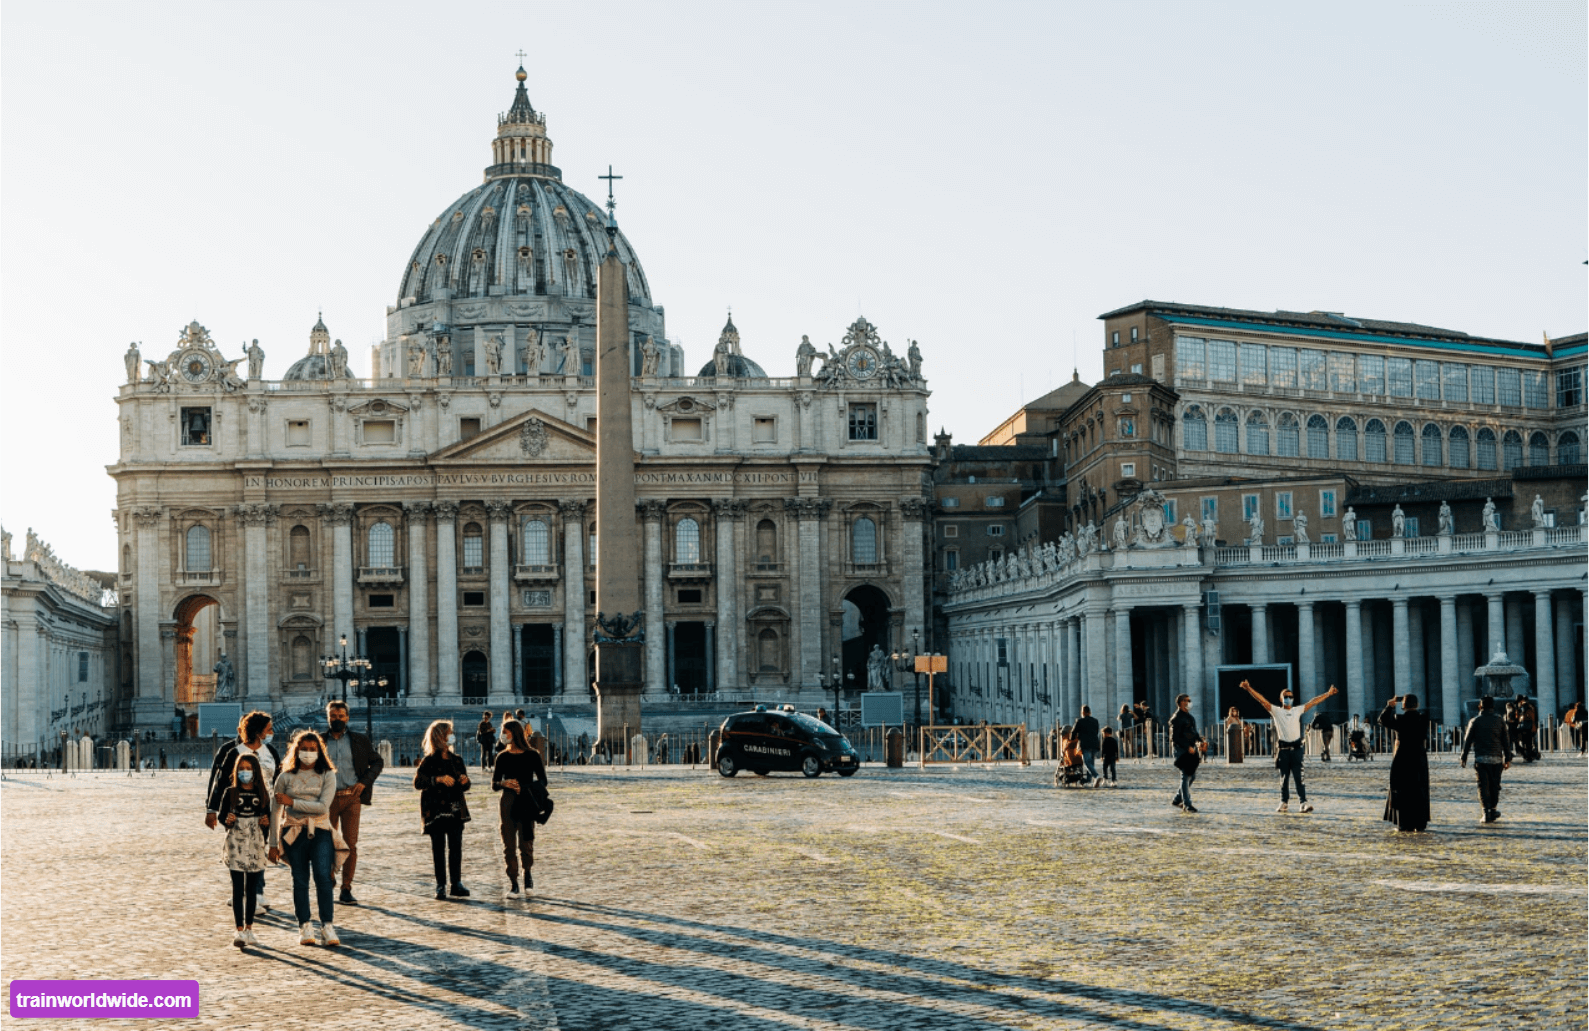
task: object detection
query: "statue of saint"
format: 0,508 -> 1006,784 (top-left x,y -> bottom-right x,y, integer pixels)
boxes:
1182,514 -> 1200,547
523,331 -> 544,376
1482,497 -> 1499,531
1293,509 -> 1309,544
1341,507 -> 1357,541
1112,516 -> 1129,549
484,334 -> 504,376
1248,509 -> 1264,545
1201,514 -> 1217,546
640,336 -> 660,376
436,334 -> 453,376
1437,500 -> 1453,536
329,339 -> 349,379
795,335 -> 817,377
1391,504 -> 1406,538
212,654 -> 236,702
407,339 -> 428,377
1531,494 -> 1546,528
866,645 -> 889,692
554,335 -> 574,375
124,342 -> 142,384
246,339 -> 265,381
907,340 -> 923,380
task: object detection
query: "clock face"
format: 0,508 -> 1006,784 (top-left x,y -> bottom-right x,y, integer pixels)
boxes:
846,346 -> 880,380
180,351 -> 213,383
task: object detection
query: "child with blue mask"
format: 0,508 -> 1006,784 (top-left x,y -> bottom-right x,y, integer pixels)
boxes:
221,753 -> 272,947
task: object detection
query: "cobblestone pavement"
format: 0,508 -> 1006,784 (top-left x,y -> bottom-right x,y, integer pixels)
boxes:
2,752 -> 1585,1030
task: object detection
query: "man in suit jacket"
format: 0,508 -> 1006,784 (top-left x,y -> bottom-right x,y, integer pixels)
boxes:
323,700 -> 385,904
1073,706 -> 1102,786
1460,695 -> 1512,824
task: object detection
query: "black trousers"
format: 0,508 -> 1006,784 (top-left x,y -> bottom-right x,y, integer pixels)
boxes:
230,870 -> 263,927
429,824 -> 463,886
1474,762 -> 1503,812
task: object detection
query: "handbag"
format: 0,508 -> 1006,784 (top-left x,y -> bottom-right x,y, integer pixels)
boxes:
1173,748 -> 1201,774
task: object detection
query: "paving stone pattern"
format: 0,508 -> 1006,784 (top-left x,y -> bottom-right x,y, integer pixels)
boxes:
2,754 -> 1585,1030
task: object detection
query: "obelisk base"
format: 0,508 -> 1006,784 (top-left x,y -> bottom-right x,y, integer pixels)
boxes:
594,641 -> 644,753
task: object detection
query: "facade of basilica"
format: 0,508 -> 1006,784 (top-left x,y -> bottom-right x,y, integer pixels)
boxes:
109,69 -> 933,735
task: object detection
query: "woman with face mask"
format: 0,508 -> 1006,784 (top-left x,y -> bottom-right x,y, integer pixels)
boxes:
267,729 -> 340,946
414,720 -> 472,899
220,753 -> 271,947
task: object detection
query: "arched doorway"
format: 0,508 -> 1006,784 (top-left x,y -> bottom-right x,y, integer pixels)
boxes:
841,584 -> 892,693
174,594 -> 225,738
462,651 -> 489,704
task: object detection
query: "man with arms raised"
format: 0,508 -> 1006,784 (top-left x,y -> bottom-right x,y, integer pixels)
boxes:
1239,679 -> 1338,813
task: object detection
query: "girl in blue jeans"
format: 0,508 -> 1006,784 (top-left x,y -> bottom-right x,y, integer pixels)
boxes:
269,730 -> 340,947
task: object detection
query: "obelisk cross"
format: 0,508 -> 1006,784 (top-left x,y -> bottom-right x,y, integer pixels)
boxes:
599,165 -> 622,233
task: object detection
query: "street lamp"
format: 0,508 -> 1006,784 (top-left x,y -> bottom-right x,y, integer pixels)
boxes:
322,634 -> 374,738
890,628 -> 924,729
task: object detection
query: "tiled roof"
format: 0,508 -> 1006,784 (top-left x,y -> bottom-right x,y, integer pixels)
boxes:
1345,478 -> 1514,505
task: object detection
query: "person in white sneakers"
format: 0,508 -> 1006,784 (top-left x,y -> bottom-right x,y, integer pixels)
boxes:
219,753 -> 271,948
268,730 -> 341,947
1240,679 -> 1338,813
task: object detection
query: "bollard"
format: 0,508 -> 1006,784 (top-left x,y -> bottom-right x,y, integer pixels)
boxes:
708,729 -> 722,769
631,734 -> 647,767
886,728 -> 904,768
116,740 -> 130,771
81,736 -> 95,771
378,739 -> 394,767
1025,731 -> 1041,766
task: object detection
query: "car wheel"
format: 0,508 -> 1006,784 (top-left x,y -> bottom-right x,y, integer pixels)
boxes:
801,755 -> 822,779
836,767 -> 858,777
717,752 -> 738,777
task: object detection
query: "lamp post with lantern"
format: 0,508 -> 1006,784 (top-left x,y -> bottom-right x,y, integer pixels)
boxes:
322,635 -> 376,739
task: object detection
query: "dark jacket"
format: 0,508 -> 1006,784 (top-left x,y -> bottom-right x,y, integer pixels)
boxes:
1169,708 -> 1202,754
414,751 -> 472,831
492,748 -> 549,824
1460,712 -> 1513,764
205,738 -> 282,814
1074,715 -> 1102,752
328,728 -> 385,805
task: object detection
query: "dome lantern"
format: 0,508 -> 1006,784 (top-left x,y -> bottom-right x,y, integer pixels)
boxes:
488,64 -> 557,181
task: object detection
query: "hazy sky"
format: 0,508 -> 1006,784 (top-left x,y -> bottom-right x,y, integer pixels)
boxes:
2,0 -> 1584,571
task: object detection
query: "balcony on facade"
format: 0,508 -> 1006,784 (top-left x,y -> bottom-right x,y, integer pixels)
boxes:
513,563 -> 560,584
357,566 -> 405,585
176,569 -> 223,587
846,561 -> 889,578
668,562 -> 714,581
751,561 -> 782,575
285,566 -> 319,581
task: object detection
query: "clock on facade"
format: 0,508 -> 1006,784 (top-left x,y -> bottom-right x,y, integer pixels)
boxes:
846,346 -> 880,380
179,351 -> 214,383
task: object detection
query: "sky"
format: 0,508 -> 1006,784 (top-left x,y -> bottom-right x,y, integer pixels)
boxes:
2,0 -> 1584,572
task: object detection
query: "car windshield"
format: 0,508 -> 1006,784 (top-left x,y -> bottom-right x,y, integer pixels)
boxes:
789,712 -> 837,736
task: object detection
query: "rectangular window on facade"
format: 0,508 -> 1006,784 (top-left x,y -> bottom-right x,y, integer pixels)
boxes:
1121,462 -> 1136,478
847,404 -> 877,441
1208,339 -> 1237,381
462,534 -> 483,568
1497,368 -> 1522,407
286,420 -> 311,446
1353,519 -> 1370,540
941,497 -> 960,508
752,417 -> 776,443
1387,358 -> 1413,397
1521,370 -> 1548,409
1242,494 -> 1259,521
586,417 -> 598,434
671,417 -> 704,441
1270,347 -> 1298,388
986,496 -> 1006,507
677,588 -> 703,604
1442,363 -> 1468,403
459,417 -> 482,441
1557,366 -> 1584,408
1131,327 -> 1139,341
1404,517 -> 1420,538
1163,498 -> 1177,524
945,550 -> 958,570
1321,533 -> 1338,544
78,652 -> 89,682
996,638 -> 1008,665
1278,536 -> 1294,546
1471,365 -> 1495,404
1275,492 -> 1293,520
1201,496 -> 1218,524
1415,360 -> 1441,401
362,420 -> 396,444
180,407 -> 212,446
1329,352 -> 1356,393
1239,343 -> 1267,386
1177,337 -> 1206,381
368,594 -> 395,608
1131,363 -> 1143,374
1299,349 -> 1327,391
1319,489 -> 1337,518
462,590 -> 486,607
1359,355 -> 1385,395
943,524 -> 959,537
987,525 -> 1005,536
1111,331 -> 1120,346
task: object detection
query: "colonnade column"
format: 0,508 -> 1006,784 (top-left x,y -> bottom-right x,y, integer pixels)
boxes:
713,499 -> 741,691
1438,595 -> 1459,726
404,502 -> 433,699
1555,595 -> 1578,707
1114,608 -> 1133,719
640,501 -> 666,697
1456,598 -> 1476,709
1505,596 -> 1525,663
1391,597 -> 1410,696
241,504 -> 275,705
324,503 -> 354,649
1085,610 -> 1106,714
1067,618 -> 1082,718
790,498 -> 829,691
1251,603 -> 1269,665
552,622 -> 563,689
1181,603 -> 1204,720
1407,602 -> 1425,698
665,621 -> 677,694
1485,592 -> 1506,656
1296,600 -> 1315,702
560,500 -> 586,696
132,507 -> 165,729
434,502 -> 461,703
1344,599 -> 1365,720
1533,591 -> 1557,721
486,501 -> 513,706
704,623 -> 716,693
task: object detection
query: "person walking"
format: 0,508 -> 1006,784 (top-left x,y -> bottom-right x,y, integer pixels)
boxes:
1381,695 -> 1431,833
492,719 -> 549,893
1073,706 -> 1102,786
1459,695 -> 1513,823
1518,697 -> 1540,762
1169,694 -> 1204,813
322,700 -> 384,906
1239,679 -> 1338,813
476,712 -> 498,771
219,753 -> 271,948
1565,702 -> 1587,755
1117,704 -> 1135,758
268,730 -> 341,947
1224,707 -> 1245,764
1315,708 -> 1336,762
206,711 -> 281,913
1100,727 -> 1119,785
415,720 -> 472,900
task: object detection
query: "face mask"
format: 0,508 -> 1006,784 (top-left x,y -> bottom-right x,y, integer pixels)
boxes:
298,750 -> 319,765
263,733 -> 274,744
1281,697 -> 1293,707
329,719 -> 348,734
446,734 -> 457,748
238,769 -> 255,784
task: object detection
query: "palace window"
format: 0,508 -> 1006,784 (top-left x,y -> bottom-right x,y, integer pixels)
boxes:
1201,496 -> 1218,525
1442,363 -> 1468,403
1245,411 -> 1269,456
1421,424 -> 1442,467
186,526 -> 212,572
1319,489 -> 1337,519
1208,340 -> 1237,382
1497,368 -> 1522,407
674,518 -> 700,563
1471,365 -> 1495,405
1329,352 -> 1356,393
1415,360 -> 1441,401
1393,421 -> 1415,465
1502,430 -> 1523,470
852,517 -> 878,563
181,407 -> 212,446
1559,431 -> 1581,465
1177,337 -> 1206,381
1404,518 -> 1421,538
943,524 -> 959,537
1270,347 -> 1297,388
1276,413 -> 1300,457
1299,349 -> 1327,391
987,525 -> 1005,537
1239,343 -> 1267,387
521,519 -> 550,564
1522,371 -> 1548,409
462,522 -> 484,569
944,549 -> 959,571
1529,432 -> 1549,466
1214,409 -> 1239,454
368,522 -> 395,566
1241,494 -> 1260,521
1387,358 -> 1413,398
1358,355 -> 1385,395
1335,417 -> 1358,461
1364,419 -> 1388,463
986,496 -> 1005,507
1275,492 -> 1293,521
1306,414 -> 1329,458
1557,366 -> 1584,408
1476,428 -> 1498,470
1449,426 -> 1470,469
848,404 -> 877,441
1121,462 -> 1136,478
1182,405 -> 1207,451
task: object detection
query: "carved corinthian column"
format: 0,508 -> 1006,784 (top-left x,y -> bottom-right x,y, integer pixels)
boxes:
434,501 -> 461,703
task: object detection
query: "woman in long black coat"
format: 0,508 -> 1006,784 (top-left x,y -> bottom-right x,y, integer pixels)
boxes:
1381,694 -> 1430,832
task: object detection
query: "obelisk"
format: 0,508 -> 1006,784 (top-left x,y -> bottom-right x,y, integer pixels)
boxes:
592,175 -> 643,752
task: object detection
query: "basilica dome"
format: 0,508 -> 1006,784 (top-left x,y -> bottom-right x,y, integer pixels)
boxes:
283,315 -> 353,381
697,313 -> 768,378
395,68 -> 652,308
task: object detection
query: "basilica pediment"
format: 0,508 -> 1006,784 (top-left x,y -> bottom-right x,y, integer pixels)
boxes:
430,408 -> 598,464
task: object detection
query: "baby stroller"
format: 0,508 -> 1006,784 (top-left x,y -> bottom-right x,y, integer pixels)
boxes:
1347,727 -> 1372,762
1055,758 -> 1090,787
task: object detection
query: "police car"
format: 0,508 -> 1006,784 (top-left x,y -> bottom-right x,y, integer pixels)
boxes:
716,705 -> 860,778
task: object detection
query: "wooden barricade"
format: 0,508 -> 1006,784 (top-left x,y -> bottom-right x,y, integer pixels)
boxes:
919,723 -> 1028,765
